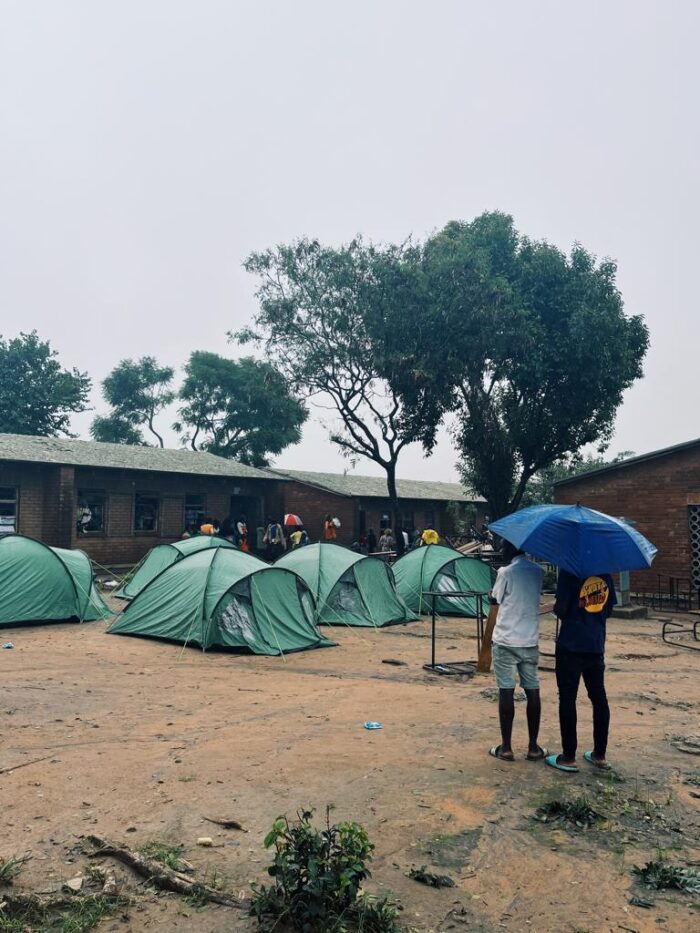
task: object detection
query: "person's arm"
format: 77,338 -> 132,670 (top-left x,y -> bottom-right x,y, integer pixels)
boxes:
491,569 -> 506,606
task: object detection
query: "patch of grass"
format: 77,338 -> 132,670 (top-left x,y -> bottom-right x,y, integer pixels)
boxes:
178,775 -> 196,783
137,840 -> 186,871
0,895 -> 126,933
0,855 -> 29,885
633,859 -> 700,895
684,773 -> 700,788
535,795 -> 602,828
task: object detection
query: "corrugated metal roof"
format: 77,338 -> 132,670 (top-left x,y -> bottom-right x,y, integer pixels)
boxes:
0,433 -> 278,481
554,437 -> 700,487
274,468 -> 484,502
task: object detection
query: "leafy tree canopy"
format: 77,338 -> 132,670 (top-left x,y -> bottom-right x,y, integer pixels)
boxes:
94,356 -> 175,447
372,212 -> 649,517
90,413 -> 146,446
241,239 -> 437,546
0,331 -> 90,437
175,352 -> 307,466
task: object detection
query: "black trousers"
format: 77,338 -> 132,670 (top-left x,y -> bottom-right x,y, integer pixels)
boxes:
555,647 -> 610,760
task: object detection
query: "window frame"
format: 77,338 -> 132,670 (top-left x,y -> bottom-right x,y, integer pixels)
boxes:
0,486 -> 18,535
184,494 -> 206,531
133,492 -> 160,535
76,489 -> 108,536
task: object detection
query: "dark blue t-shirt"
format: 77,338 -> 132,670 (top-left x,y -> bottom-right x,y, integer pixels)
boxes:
554,570 -> 617,654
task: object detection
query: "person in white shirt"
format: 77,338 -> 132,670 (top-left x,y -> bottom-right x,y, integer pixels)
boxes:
489,541 -> 546,763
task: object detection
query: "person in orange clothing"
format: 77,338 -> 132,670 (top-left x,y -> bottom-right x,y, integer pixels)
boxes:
323,514 -> 337,541
199,516 -> 215,535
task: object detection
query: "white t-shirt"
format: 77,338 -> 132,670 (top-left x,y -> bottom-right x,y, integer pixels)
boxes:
491,556 -> 544,648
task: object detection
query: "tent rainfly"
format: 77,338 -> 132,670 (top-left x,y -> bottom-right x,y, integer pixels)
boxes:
108,547 -> 333,655
276,542 -> 416,627
0,534 -> 111,627
115,536 -> 239,599
393,544 -> 493,616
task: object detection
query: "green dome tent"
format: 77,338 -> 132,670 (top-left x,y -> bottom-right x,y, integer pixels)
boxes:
115,536 -> 239,599
276,543 -> 416,627
0,534 -> 111,627
393,544 -> 493,616
108,546 -> 333,655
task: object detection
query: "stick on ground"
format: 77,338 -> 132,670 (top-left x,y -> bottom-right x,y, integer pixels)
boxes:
86,835 -> 243,908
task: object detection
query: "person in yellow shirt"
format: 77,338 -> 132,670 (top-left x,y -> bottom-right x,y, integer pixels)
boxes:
421,528 -> 439,546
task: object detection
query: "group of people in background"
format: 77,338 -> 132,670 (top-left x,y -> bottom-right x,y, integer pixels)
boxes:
351,525 -> 441,556
182,511 -> 444,562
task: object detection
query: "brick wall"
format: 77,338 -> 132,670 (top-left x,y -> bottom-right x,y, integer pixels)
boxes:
554,447 -> 700,590
281,482 -> 356,545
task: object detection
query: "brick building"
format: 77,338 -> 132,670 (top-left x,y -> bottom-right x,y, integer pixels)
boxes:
554,437 -> 700,593
276,469 -> 486,547
0,435 -> 481,565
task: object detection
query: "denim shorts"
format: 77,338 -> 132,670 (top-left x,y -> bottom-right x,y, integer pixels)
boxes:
492,643 -> 540,690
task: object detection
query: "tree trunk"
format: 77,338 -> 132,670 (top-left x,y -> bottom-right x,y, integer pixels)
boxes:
386,463 -> 404,557
147,409 -> 164,447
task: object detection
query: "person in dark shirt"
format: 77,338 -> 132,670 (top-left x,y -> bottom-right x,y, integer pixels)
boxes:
546,570 -> 616,773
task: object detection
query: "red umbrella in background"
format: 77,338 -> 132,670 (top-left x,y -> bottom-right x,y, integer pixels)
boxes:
284,513 -> 303,527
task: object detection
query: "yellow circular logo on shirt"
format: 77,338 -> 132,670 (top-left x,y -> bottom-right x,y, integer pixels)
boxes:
578,576 -> 610,613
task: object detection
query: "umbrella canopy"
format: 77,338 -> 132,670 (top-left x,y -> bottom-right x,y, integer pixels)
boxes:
284,513 -> 303,527
489,504 -> 657,578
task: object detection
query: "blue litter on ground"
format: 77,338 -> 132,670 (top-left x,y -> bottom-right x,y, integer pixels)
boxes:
363,721 -> 383,730
2,642 -> 14,649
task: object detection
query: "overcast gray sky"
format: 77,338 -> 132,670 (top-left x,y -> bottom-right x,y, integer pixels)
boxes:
1,1 -> 696,482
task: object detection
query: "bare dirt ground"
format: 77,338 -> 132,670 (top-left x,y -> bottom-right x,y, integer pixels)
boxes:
1,602 -> 699,933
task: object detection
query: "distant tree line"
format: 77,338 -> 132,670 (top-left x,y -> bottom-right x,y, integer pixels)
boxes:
0,211 -> 649,511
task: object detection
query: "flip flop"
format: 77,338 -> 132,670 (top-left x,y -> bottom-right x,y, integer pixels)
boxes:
545,754 -> 579,773
489,745 -> 514,762
526,746 -> 548,761
583,751 -> 612,770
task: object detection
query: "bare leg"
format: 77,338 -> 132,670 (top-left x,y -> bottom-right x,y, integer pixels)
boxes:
498,688 -> 515,756
524,688 -> 542,754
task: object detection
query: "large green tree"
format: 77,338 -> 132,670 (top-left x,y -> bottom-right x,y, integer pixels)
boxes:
372,213 -> 649,517
175,352 -> 307,466
0,331 -> 90,436
241,240 -> 437,549
91,356 -> 175,447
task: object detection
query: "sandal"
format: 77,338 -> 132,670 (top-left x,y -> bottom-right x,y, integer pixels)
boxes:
526,746 -> 548,761
545,754 -> 579,773
583,751 -> 611,770
489,744 -> 515,762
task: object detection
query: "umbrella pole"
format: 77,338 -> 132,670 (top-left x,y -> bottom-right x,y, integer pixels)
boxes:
431,593 -> 436,668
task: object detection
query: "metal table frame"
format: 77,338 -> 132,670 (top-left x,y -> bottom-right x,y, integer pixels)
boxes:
662,617 -> 700,651
422,590 -> 487,675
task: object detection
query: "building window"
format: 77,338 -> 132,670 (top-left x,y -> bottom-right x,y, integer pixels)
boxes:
424,509 -> 435,529
380,512 -> 391,530
185,494 -> 206,531
77,491 -> 107,535
134,494 -> 159,533
401,512 -> 415,532
0,487 -> 18,535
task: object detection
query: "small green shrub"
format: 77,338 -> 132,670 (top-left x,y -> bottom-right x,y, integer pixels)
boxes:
251,808 -> 399,932
633,860 -> 700,895
535,795 -> 602,828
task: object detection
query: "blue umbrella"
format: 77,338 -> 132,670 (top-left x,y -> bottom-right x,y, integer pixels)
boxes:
489,504 -> 657,578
